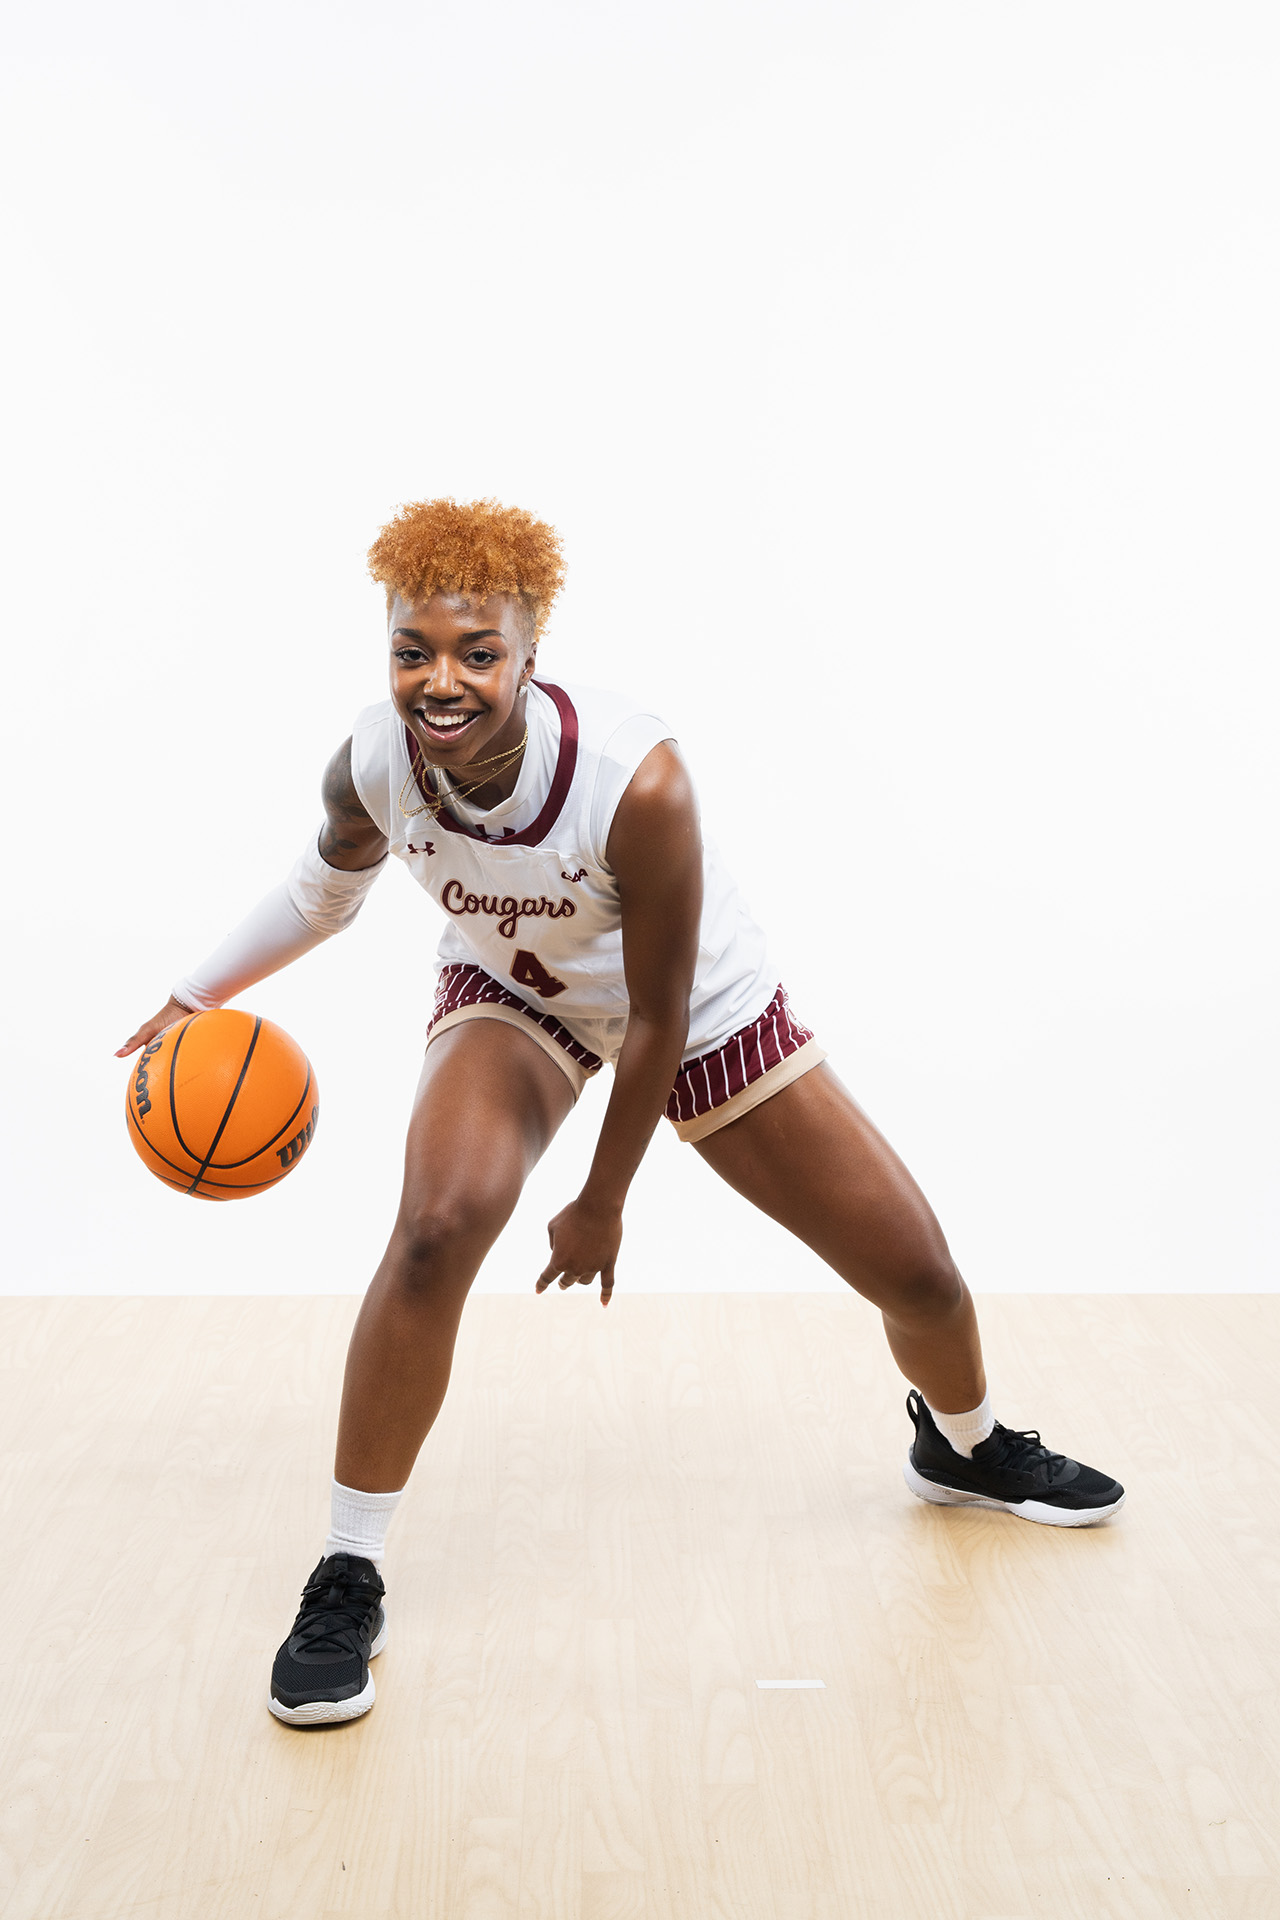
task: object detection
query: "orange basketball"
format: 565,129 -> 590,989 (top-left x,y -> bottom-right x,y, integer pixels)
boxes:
125,1009 -> 319,1200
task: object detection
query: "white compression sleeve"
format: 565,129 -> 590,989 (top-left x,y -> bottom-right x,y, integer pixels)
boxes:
173,836 -> 386,1011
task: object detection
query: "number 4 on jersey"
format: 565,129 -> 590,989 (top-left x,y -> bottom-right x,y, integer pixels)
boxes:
511,949 -> 568,999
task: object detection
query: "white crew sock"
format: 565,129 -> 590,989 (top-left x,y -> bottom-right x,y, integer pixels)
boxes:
323,1478 -> 403,1570
924,1389 -> 996,1458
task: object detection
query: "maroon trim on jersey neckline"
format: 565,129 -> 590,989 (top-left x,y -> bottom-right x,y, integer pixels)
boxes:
403,680 -> 579,848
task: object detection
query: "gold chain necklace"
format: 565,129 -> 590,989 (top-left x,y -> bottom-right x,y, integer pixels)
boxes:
398,725 -> 529,821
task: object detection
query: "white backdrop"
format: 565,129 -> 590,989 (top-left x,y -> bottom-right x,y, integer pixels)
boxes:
2,1 -> 1276,1297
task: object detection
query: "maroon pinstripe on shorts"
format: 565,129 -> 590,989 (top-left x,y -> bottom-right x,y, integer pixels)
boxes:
664,984 -> 813,1126
428,963 -> 606,1076
428,967 -> 812,1122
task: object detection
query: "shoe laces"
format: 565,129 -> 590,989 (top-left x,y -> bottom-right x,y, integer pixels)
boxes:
291,1558 -> 384,1657
986,1422 -> 1071,1482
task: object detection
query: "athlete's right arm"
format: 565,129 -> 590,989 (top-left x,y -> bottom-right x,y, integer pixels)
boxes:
115,739 -> 389,1058
315,736 -> 390,872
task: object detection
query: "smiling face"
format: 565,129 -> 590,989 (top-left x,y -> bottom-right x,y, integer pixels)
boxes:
389,591 -> 537,782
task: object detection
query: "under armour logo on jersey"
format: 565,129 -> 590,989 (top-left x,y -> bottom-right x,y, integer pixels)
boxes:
407,840 -> 436,857
561,867 -> 587,883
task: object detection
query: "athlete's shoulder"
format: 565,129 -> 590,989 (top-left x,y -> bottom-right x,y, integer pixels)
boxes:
543,680 -> 681,864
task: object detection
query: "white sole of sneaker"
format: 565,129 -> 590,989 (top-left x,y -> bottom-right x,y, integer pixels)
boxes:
267,1617 -> 388,1726
902,1458 -> 1125,1527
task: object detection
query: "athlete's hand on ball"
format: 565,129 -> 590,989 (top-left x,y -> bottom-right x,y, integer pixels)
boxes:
115,997 -> 196,1059
536,1196 -> 624,1307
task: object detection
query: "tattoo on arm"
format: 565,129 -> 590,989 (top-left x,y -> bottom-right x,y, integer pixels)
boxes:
318,739 -> 386,865
318,824 -> 362,858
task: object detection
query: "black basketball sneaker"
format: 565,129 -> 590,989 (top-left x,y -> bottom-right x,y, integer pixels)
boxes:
903,1390 -> 1125,1526
268,1552 -> 387,1726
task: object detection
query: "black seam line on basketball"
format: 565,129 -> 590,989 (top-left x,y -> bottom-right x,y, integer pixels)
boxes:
126,1097 -> 204,1180
176,1164 -> 290,1192
127,1116 -> 281,1192
131,1057 -> 313,1177
127,1105 -> 286,1193
128,1105 -> 276,1191
138,1141 -> 287,1194
186,1016 -> 262,1195
166,1016 -> 202,1164
188,1175 -> 289,1196
200,1066 -> 314,1170
190,1174 -> 289,1196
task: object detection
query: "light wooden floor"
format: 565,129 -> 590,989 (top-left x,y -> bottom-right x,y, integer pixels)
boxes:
2,1293 -> 1279,1920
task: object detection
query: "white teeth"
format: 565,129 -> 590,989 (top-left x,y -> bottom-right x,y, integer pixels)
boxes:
426,712 -> 475,729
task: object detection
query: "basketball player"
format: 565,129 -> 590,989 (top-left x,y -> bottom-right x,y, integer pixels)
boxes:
118,499 -> 1124,1727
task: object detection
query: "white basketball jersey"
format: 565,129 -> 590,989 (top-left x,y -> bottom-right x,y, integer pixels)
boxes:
349,680 -> 775,1065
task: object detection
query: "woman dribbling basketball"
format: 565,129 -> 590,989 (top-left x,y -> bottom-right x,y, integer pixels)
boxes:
118,498 -> 1124,1727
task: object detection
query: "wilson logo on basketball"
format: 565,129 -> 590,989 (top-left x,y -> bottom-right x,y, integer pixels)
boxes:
133,1036 -> 164,1120
277,1106 -> 319,1169
440,879 -> 575,940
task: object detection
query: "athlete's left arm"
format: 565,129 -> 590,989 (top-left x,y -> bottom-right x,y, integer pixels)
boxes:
536,741 -> 702,1307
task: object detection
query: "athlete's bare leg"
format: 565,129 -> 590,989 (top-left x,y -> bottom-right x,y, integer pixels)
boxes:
694,1063 -> 986,1413
334,1021 -> 576,1491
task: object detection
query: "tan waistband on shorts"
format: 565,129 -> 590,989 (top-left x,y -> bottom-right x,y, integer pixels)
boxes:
426,1002 -> 595,1099
668,1038 -> 827,1144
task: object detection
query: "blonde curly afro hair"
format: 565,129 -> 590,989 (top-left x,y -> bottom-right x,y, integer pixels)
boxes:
367,498 -> 566,640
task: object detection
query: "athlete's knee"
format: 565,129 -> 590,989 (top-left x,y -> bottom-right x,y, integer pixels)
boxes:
392,1187 -> 513,1284
879,1255 -> 965,1324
